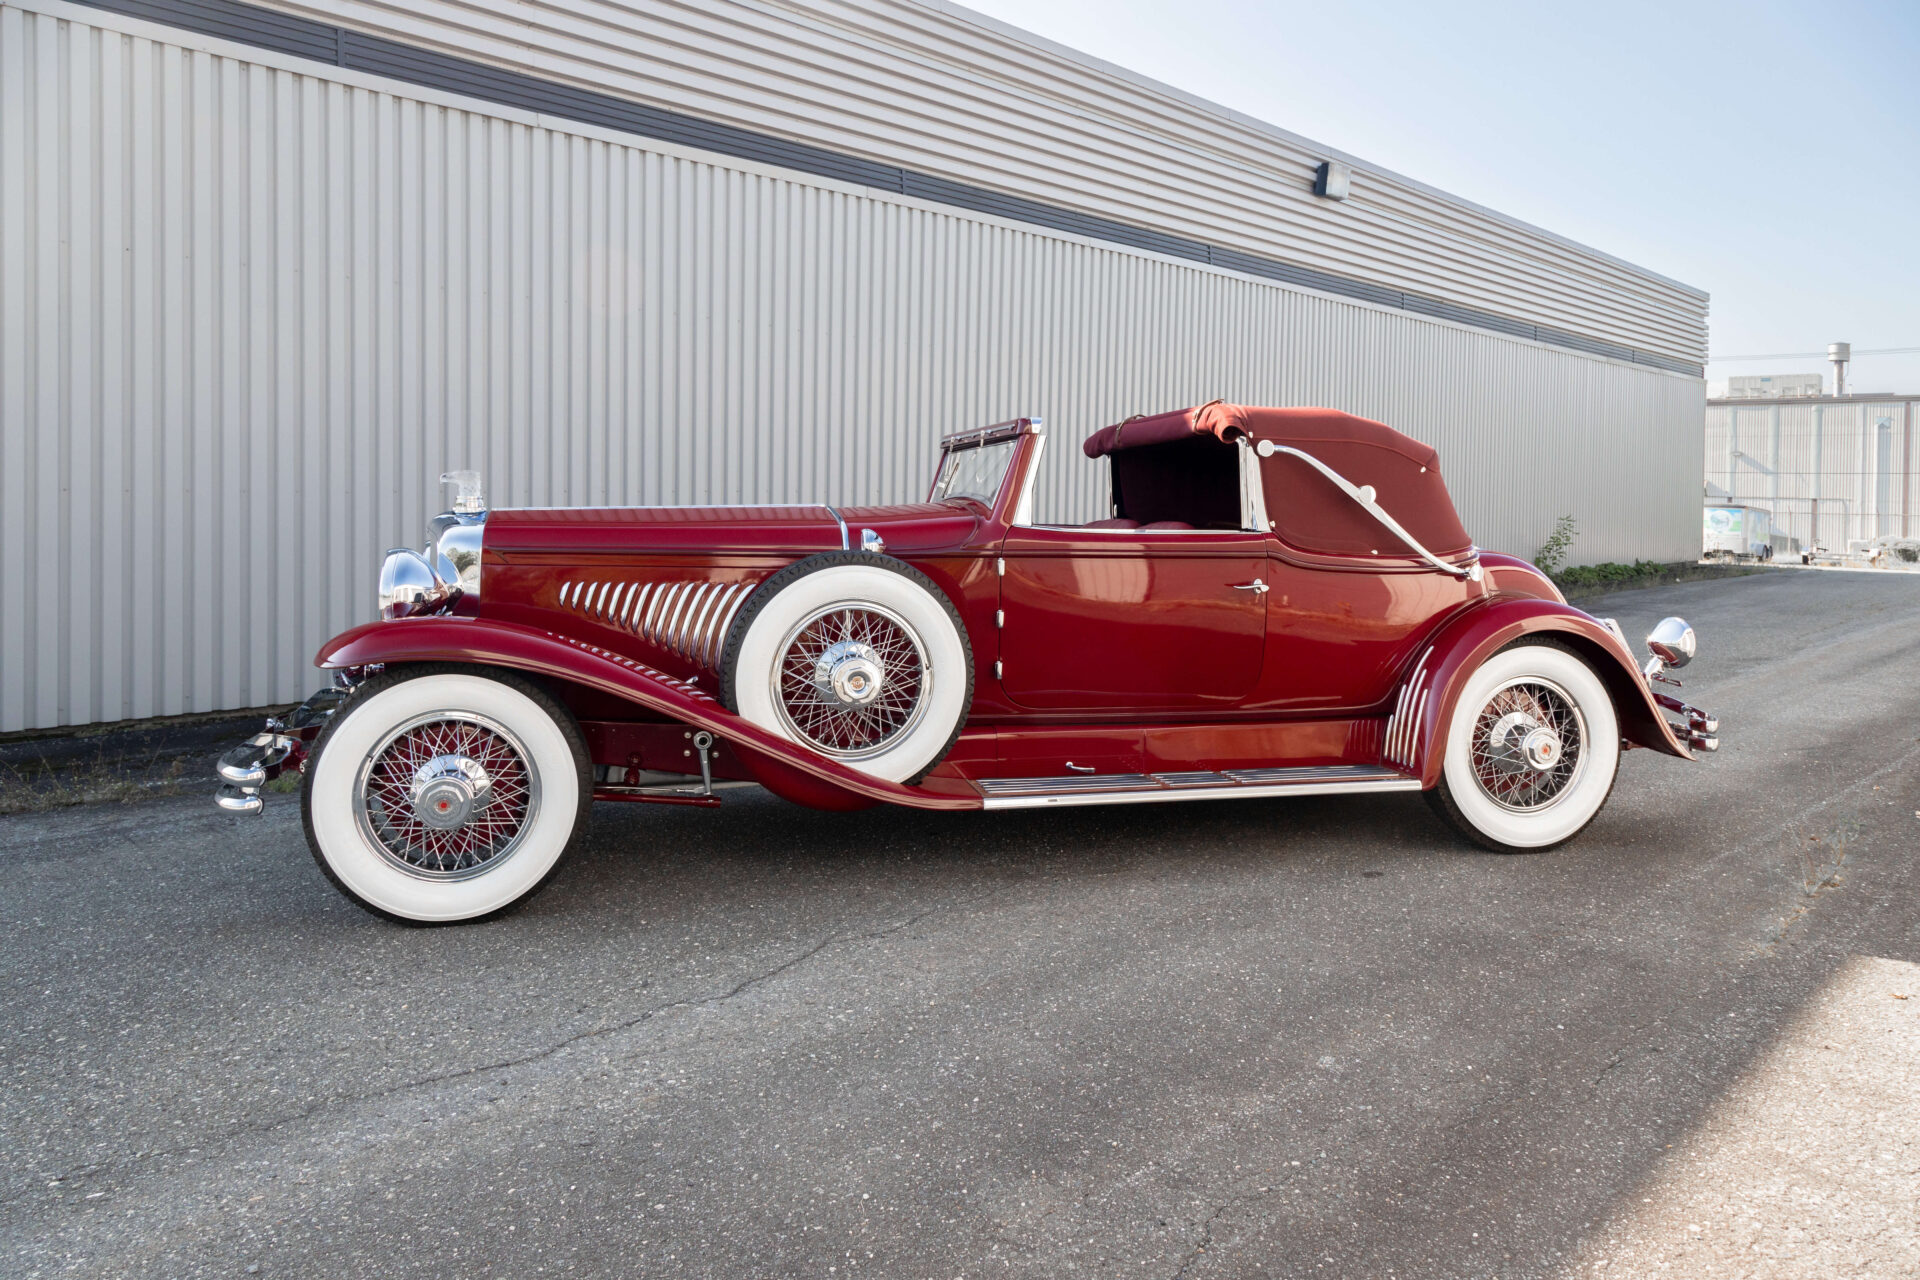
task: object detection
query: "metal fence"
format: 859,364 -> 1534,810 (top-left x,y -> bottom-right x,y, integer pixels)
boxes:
0,2 -> 1706,732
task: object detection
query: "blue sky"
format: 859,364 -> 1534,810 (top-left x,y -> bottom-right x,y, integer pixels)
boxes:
962,0 -> 1920,395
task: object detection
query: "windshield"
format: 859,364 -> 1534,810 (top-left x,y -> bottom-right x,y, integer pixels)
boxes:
930,439 -> 1020,509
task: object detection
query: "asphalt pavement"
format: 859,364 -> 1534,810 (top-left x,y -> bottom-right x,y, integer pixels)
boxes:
4,568 -> 1917,1279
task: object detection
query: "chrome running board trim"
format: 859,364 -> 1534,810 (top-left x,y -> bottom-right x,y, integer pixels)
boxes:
977,764 -> 1419,810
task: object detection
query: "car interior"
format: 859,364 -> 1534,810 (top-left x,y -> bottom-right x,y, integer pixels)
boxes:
1081,433 -> 1243,531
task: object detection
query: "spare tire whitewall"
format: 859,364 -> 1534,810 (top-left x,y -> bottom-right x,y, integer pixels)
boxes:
302,667 -> 590,923
721,553 -> 972,783
1428,640 -> 1620,852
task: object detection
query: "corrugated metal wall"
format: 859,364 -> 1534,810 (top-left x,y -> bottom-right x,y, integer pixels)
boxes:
0,0 -> 1704,733
241,0 -> 1709,368
1706,400 -> 1920,549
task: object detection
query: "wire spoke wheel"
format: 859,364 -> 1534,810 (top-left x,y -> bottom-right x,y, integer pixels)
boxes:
353,711 -> 541,880
1468,677 -> 1585,812
772,602 -> 930,758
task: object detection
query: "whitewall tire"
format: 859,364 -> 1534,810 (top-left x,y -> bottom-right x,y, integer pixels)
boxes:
301,667 -> 590,923
1426,640 -> 1620,853
719,553 -> 972,784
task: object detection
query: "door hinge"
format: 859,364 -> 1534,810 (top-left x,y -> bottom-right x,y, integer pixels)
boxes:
994,659 -> 1003,679
995,609 -> 1004,628
996,556 -> 1005,577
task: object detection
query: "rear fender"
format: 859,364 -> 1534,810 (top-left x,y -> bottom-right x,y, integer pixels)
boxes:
1383,599 -> 1691,788
317,617 -> 981,811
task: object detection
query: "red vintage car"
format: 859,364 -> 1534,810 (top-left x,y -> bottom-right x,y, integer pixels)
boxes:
217,403 -> 1716,923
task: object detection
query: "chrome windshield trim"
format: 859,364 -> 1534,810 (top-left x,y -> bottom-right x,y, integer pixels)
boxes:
1255,441 -> 1481,581
1010,435 -> 1047,527
939,417 -> 1042,452
822,505 -> 851,551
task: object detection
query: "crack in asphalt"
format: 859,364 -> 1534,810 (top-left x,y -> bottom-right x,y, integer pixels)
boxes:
1169,1201 -> 1229,1280
2,885 -> 1000,1210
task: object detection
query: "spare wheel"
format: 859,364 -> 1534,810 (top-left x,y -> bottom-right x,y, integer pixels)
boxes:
718,552 -> 972,784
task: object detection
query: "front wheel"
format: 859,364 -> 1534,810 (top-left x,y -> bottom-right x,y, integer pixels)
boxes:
1425,640 -> 1620,853
301,666 -> 590,923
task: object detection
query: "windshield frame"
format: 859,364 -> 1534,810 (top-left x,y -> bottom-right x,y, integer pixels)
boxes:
927,418 -> 1045,523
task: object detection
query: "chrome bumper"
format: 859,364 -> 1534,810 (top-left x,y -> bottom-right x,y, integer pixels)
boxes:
213,685 -> 350,815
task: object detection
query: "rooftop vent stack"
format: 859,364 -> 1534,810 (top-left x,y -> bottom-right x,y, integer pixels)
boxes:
1829,342 -> 1851,397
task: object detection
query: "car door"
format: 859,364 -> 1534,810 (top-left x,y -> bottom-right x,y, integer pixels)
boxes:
996,527 -> 1268,712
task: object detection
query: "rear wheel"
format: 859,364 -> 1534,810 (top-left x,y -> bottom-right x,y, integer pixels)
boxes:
302,666 -> 590,923
1426,640 -> 1619,853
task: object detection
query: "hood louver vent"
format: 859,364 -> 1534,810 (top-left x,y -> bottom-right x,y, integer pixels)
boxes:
557,577 -> 757,671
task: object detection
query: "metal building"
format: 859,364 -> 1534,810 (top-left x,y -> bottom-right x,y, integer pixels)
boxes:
1706,394 -> 1919,551
0,0 -> 1710,733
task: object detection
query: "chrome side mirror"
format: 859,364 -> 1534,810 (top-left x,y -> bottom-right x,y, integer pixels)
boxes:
1646,617 -> 1695,669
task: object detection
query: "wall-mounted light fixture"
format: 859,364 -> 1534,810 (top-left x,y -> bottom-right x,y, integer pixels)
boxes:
1314,160 -> 1351,200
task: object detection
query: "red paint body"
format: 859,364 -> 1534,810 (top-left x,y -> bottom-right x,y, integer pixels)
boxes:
316,417 -> 1691,810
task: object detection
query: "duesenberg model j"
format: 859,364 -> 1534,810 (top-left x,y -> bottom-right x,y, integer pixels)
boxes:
216,403 -> 1716,923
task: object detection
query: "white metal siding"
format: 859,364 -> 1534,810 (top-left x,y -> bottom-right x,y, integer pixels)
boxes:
242,0 -> 1710,367
1706,401 -> 1919,549
0,1 -> 1703,732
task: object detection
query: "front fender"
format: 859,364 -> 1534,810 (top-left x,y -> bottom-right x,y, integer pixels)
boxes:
1385,599 -> 1691,788
316,617 -> 981,811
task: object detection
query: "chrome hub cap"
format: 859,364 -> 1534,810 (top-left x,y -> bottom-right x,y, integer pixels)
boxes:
1470,679 -> 1585,811
409,754 -> 494,829
817,640 -> 885,707
774,604 -> 929,759
354,714 -> 539,879
1519,726 -> 1563,771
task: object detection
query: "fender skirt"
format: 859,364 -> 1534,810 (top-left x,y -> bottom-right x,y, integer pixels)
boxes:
1393,599 -> 1692,789
316,617 -> 982,812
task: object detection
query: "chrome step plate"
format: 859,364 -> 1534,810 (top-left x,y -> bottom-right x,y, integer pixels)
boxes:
976,764 -> 1419,810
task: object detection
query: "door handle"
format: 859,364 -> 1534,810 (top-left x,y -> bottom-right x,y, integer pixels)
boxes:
1232,579 -> 1270,594
1064,762 -> 1096,773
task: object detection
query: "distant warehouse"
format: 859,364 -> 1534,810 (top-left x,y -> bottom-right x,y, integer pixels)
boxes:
0,0 -> 1708,733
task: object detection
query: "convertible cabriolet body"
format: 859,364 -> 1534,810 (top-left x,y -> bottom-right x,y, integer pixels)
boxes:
217,403 -> 1717,922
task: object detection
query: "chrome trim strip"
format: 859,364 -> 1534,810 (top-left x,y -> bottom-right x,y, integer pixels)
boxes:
656,583 -> 689,646
667,583 -> 705,657
1256,442 -> 1481,580
823,505 -> 851,551
1009,434 -> 1047,528
1223,765 -> 1399,785
683,583 -> 723,659
1237,437 -> 1271,533
709,584 -> 753,667
1385,655 -> 1433,770
656,582 -> 688,652
625,582 -> 652,630
980,771 -> 1420,810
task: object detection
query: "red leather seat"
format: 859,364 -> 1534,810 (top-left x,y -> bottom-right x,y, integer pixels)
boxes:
1142,520 -> 1194,530
1085,518 -> 1140,530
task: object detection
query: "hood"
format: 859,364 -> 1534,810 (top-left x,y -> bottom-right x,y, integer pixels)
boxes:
485,502 -> 979,557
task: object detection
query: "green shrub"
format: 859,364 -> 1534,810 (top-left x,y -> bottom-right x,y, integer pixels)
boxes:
1535,514 -> 1578,576
1552,560 -> 1667,590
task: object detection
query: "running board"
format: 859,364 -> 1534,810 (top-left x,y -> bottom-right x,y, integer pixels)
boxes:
976,764 -> 1420,810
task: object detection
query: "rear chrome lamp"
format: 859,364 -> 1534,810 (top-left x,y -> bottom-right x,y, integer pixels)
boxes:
379,548 -> 447,620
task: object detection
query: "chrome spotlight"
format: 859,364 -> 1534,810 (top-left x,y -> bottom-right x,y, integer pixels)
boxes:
1646,617 -> 1696,669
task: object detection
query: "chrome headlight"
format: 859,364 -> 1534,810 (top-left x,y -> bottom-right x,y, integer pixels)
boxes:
429,512 -> 485,597
378,548 -> 446,620
380,472 -> 488,620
